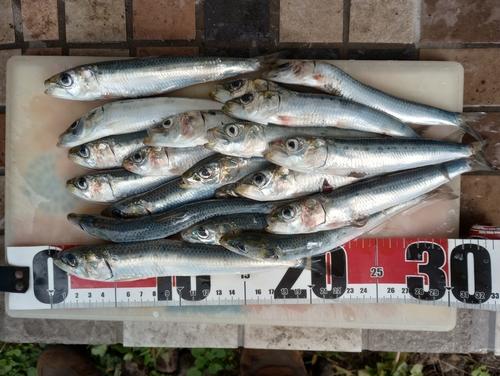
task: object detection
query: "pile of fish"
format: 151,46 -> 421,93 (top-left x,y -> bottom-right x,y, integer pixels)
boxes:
42,55 -> 493,282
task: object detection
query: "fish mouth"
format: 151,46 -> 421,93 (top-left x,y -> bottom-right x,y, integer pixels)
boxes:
67,213 -> 87,231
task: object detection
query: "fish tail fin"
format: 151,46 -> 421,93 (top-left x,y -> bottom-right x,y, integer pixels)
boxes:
460,112 -> 485,140
398,187 -> 459,217
441,129 -> 463,143
471,139 -> 496,170
257,51 -> 289,70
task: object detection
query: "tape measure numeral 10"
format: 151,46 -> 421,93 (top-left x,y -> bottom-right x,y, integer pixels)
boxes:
16,238 -> 499,311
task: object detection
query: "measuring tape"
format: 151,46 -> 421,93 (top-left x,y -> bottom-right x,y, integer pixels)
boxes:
5,238 -> 499,312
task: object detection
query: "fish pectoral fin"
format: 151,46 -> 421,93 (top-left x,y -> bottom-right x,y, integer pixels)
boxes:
352,216 -> 370,228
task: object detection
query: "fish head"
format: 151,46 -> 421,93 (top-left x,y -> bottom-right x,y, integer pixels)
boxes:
210,78 -> 254,102
220,233 -> 279,260
265,137 -> 327,171
266,197 -> 327,234
235,165 -> 287,200
222,91 -> 279,124
205,122 -> 267,157
181,155 -> 235,187
147,111 -> 203,147
68,140 -> 115,168
262,61 -> 315,85
45,66 -> 101,100
53,246 -> 113,280
58,106 -> 105,148
66,174 -> 113,203
122,147 -> 168,175
181,223 -> 219,245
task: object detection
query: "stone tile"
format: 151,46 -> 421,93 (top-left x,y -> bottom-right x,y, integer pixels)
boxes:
123,321 -> 240,348
347,49 -> 415,60
244,325 -> 362,351
136,46 -> 199,57
288,49 -> 340,60
204,47 -> 270,58
420,49 -> 500,106
25,48 -> 62,56
0,114 -> 4,169
364,309 -> 492,353
69,49 -> 130,57
0,176 -> 4,230
205,0 -> 270,41
133,0 -> 196,40
349,0 -> 416,43
421,0 -> 500,43
0,0 -> 15,44
0,49 -> 22,106
20,0 -> 59,41
65,0 -> 126,43
280,0 -> 343,43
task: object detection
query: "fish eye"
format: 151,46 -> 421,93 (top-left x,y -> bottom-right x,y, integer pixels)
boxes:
235,241 -> 247,253
70,120 -> 78,129
228,80 -> 243,90
62,252 -> 78,267
286,138 -> 299,152
198,167 -> 213,179
196,227 -> 210,239
75,177 -> 87,190
225,124 -> 240,138
59,73 -> 73,87
239,93 -> 254,104
281,206 -> 295,220
162,119 -> 173,128
132,151 -> 144,163
252,173 -> 267,187
276,62 -> 292,70
78,145 -> 90,158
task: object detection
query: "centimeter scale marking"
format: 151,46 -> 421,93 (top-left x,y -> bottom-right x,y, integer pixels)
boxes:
6,238 -> 500,311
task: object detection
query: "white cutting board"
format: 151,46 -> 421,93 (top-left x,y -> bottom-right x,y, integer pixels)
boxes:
5,56 -> 461,330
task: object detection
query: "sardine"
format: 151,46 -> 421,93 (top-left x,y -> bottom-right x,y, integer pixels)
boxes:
181,213 -> 268,245
45,54 -> 282,100
66,168 -> 174,203
262,61 -> 483,139
68,198 -> 277,242
214,183 -> 241,198
210,78 -> 288,103
205,122 -> 381,158
101,178 -> 217,218
68,131 -> 148,169
181,155 -> 270,188
122,145 -> 215,176
235,165 -> 360,201
221,194 -> 440,260
58,97 -> 222,148
265,137 -> 492,176
145,110 -> 237,148
266,158 -> 482,234
53,239 -> 303,281
223,91 -> 420,138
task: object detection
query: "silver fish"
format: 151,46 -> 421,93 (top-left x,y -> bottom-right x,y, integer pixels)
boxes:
214,183 -> 241,198
221,194 -> 439,260
265,158 -> 482,234
58,97 -> 222,148
122,146 -> 215,176
145,110 -> 237,148
68,131 -> 148,169
210,78 -> 288,103
45,54 -> 282,100
66,168 -> 174,203
222,91 -> 420,138
68,198 -> 277,242
181,213 -> 268,245
234,165 -> 360,201
53,239 -> 302,281
101,178 -> 217,218
205,122 -> 381,158
181,155 -> 270,188
262,61 -> 483,139
265,137 -> 492,176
